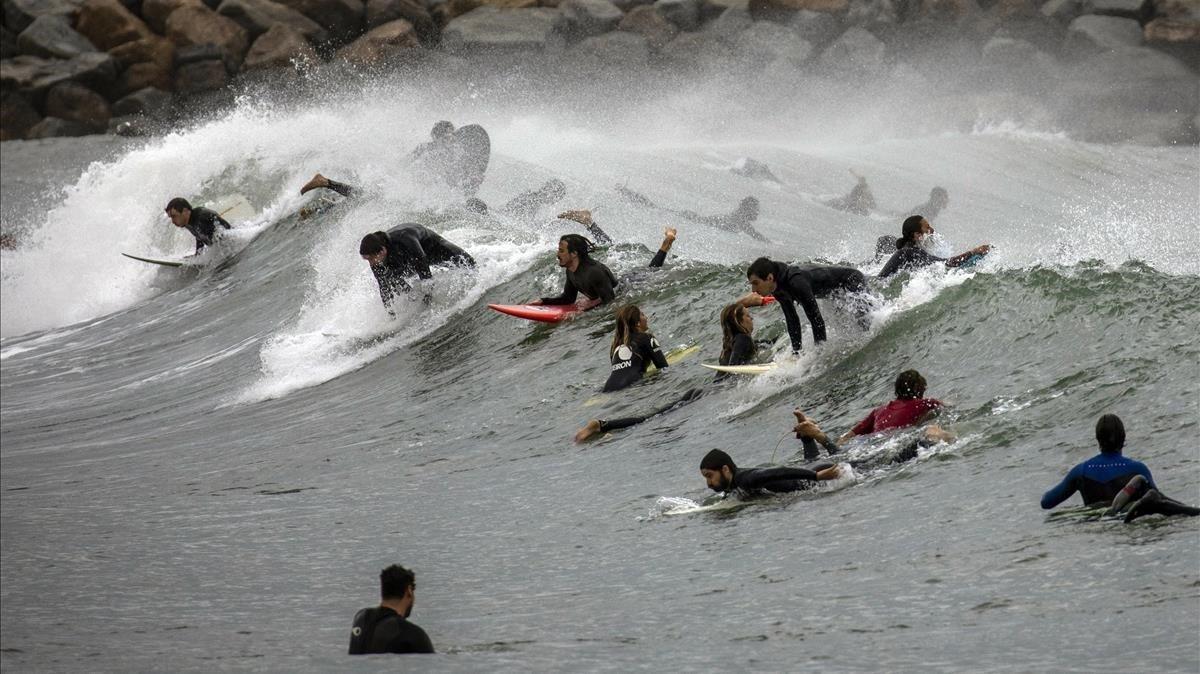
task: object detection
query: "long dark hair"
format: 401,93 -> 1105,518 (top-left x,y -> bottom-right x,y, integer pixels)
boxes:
561,234 -> 593,263
719,303 -> 754,363
896,215 -> 925,250
611,305 -> 642,357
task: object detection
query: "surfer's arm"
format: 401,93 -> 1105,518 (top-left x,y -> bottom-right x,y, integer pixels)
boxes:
777,297 -> 804,353
945,245 -> 991,268
540,276 -> 578,305
795,281 -> 827,344
395,231 -> 434,280
1040,467 -> 1081,510
648,228 -> 676,268
645,336 -> 669,370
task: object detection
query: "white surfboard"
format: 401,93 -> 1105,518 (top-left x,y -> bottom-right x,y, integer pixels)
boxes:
702,362 -> 777,375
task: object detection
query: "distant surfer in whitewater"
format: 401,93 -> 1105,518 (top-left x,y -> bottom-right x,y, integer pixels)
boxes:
360,225 -> 475,314
743,257 -> 872,354
165,197 -> 231,254
824,170 -> 876,216
616,185 -> 767,241
878,216 -> 991,279
411,121 -> 490,197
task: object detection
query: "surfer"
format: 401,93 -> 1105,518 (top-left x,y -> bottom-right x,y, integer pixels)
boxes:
348,564 -> 434,655
791,370 -> 956,461
165,197 -> 231,254
360,225 -> 475,314
299,173 -> 355,198
1041,414 -> 1200,522
824,170 -> 875,216
532,226 -> 675,310
878,216 -> 991,279
574,388 -> 702,442
743,257 -> 871,354
713,303 -> 773,380
411,120 -> 491,197
615,185 -> 767,241
907,186 -> 950,221
466,179 -> 567,219
603,305 -> 669,392
700,449 -> 840,497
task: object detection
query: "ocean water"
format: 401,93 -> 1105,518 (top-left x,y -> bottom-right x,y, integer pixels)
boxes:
2,69 -> 1198,672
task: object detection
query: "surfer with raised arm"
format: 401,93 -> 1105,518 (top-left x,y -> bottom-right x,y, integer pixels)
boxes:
743,257 -> 870,354
164,197 -> 231,254
360,225 -> 475,314
532,219 -> 676,311
878,216 -> 991,279
700,449 -> 840,497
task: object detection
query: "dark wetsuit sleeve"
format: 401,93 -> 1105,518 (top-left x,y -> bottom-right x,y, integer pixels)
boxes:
393,230 -> 434,280
643,334 -> 668,371
777,296 -> 804,353
373,266 -> 410,309
728,334 -> 755,366
1040,465 -> 1082,509
794,277 -> 827,344
944,250 -> 979,268
586,222 -> 613,246
540,273 -> 579,305
325,179 -> 354,197
648,248 -> 667,268
592,266 -> 617,305
878,250 -> 905,279
740,466 -> 819,490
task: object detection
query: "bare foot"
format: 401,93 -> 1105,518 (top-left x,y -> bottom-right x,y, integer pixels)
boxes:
557,209 -> 593,226
574,419 -> 602,443
300,173 -> 328,195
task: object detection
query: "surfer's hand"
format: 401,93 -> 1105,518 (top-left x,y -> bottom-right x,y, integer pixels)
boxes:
816,465 -> 841,480
737,292 -> 764,307
663,227 -> 676,242
795,421 -> 823,440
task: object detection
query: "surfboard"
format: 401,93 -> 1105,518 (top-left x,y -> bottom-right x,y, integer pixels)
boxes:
702,362 -> 777,375
488,303 -> 580,323
122,252 -> 185,268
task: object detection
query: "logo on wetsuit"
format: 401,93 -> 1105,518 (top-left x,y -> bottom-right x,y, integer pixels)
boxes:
352,627 -> 362,636
611,344 -> 634,371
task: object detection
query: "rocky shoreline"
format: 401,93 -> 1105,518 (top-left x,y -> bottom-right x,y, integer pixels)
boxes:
1,0 -> 1197,144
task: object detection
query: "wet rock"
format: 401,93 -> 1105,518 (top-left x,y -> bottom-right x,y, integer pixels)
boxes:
244,23 -> 318,67
1144,16 -> 1200,42
173,57 -> 226,93
1067,45 -> 1196,114
0,51 -> 117,94
43,80 -> 109,128
0,90 -> 41,140
217,0 -> 329,43
276,0 -> 365,43
918,0 -> 976,19
2,0 -> 83,33
111,85 -> 170,115
117,60 -> 169,93
573,28 -> 648,67
174,42 -> 225,65
1080,0 -> 1148,19
165,4 -> 250,70
109,35 -> 173,94
1065,14 -> 1142,55
26,115 -> 95,136
140,0 -> 203,32
749,0 -> 846,22
442,6 -> 561,52
819,25 -> 886,72
619,5 -> 676,49
16,14 -> 97,58
1149,0 -> 1200,20
610,0 -> 650,9
706,5 -> 751,40
654,0 -> 700,29
1,26 -> 17,59
788,8 -> 839,44
335,17 -> 418,63
555,0 -> 623,42
1040,0 -> 1081,21
845,0 -> 898,27
74,0 -> 151,50
734,20 -> 812,65
365,0 -> 434,44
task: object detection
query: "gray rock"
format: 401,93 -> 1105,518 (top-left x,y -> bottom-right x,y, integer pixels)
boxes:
1065,14 -> 1142,54
244,22 -> 318,67
618,5 -> 677,49
26,115 -> 95,137
2,0 -> 82,33
1067,45 -> 1196,114
16,14 -> 96,58
442,6 -> 561,52
706,6 -> 751,40
611,0 -> 651,10
44,80 -> 109,128
555,0 -> 623,41
734,20 -> 812,64
365,0 -> 434,43
175,42 -> 226,66
112,85 -> 171,115
654,0 -> 699,29
658,29 -> 730,69
0,51 -> 116,94
1,26 -> 18,59
275,0 -> 365,42
573,29 -> 650,66
1080,0 -> 1148,18
845,0 -> 897,26
1040,0 -> 1081,21
173,58 -> 227,94
0,90 -> 40,139
217,0 -> 329,43
788,8 -> 839,45
819,25 -> 886,71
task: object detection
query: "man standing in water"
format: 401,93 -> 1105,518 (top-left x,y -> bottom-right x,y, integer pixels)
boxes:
743,257 -> 870,354
348,564 -> 434,655
164,197 -> 231,254
700,449 -> 840,497
360,225 -> 475,313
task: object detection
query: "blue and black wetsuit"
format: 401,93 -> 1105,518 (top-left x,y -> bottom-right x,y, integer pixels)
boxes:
1041,452 -> 1156,509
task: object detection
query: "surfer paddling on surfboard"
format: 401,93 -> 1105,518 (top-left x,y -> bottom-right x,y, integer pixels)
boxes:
360,225 -> 475,316
165,197 -> 231,255
744,257 -> 873,354
700,449 -> 840,498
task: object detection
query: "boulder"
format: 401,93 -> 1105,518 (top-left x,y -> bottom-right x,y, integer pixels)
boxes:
555,0 -> 623,41
0,90 -> 41,140
43,80 -> 109,128
1067,45 -> 1196,113
573,28 -> 649,67
706,5 -> 751,40
0,51 -> 117,94
165,4 -> 250,70
174,41 -> 225,64
275,0 -> 365,42
2,0 -> 83,33
699,0 -> 742,19
243,23 -> 317,67
819,25 -> 886,71
611,0 -> 650,8
365,0 -> 434,43
917,0 -> 976,19
749,0 -> 846,22
619,5 -> 677,48
1040,0 -> 1081,21
441,6 -> 561,52
1079,0 -> 1148,19
16,14 -> 97,58
1144,16 -> 1200,41
1149,0 -> 1200,20
440,0 -> 538,22
734,20 -> 812,64
109,34 -> 173,69
173,57 -> 226,93
117,60 -> 170,92
980,35 -> 1058,80
1065,14 -> 1142,54
217,0 -> 328,43
654,0 -> 699,29
112,85 -> 170,114
140,0 -> 203,32
1,26 -> 18,59
26,115 -> 96,136
845,0 -> 898,26
74,0 -> 151,50
335,17 -> 418,63
658,29 -> 730,69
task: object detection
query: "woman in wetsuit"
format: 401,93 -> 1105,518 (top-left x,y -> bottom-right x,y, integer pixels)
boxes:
602,305 -> 669,393
719,303 -> 757,367
878,216 -> 991,279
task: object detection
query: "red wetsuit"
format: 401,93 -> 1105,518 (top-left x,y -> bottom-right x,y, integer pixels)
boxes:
851,398 -> 942,435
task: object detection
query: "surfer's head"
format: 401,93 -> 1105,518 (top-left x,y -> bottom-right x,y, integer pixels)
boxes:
431,121 -> 454,139
379,564 -> 416,618
165,197 -> 192,228
930,187 -> 949,208
611,305 -> 647,355
898,216 -> 932,249
894,370 -> 927,400
1095,414 -> 1126,454
700,449 -> 736,492
746,257 -> 777,296
557,234 -> 591,270
734,196 -> 760,223
719,303 -> 754,365
359,232 -> 390,266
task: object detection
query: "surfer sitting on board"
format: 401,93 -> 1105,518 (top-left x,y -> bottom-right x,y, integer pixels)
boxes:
700,449 -> 840,497
791,369 -> 956,462
1041,414 -> 1200,522
165,197 -> 231,255
360,225 -> 475,315
348,564 -> 434,655
743,257 -> 871,354
878,216 -> 991,279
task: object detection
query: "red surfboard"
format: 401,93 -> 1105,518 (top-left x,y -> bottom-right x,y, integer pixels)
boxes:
488,303 -> 581,323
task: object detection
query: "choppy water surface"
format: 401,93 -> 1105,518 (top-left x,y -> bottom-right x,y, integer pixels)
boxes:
2,76 -> 1198,671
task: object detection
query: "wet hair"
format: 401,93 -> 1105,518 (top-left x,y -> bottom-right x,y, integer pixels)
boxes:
380,564 -> 415,600
747,257 -> 775,281
610,305 -> 642,357
359,231 -> 390,256
165,197 -> 191,213
1095,414 -> 1126,454
465,197 -> 488,214
432,120 -> 454,139
894,369 -> 927,400
700,449 -> 736,472
897,215 -> 926,250
719,303 -> 754,364
560,233 -> 592,262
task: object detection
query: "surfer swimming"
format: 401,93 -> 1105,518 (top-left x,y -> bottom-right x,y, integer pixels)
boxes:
907,186 -> 950,221
574,388 -> 702,442
1041,414 -> 1200,522
615,185 -> 767,241
360,225 -> 475,314
411,120 -> 491,197
465,179 -> 567,219
165,197 -> 231,254
743,257 -> 871,354
878,216 -> 991,279
348,564 -> 434,655
300,173 -> 355,198
824,170 -> 876,216
700,449 -> 840,497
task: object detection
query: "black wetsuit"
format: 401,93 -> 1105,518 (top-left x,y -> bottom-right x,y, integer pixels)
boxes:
184,206 -> 231,253
597,388 -> 702,434
765,261 -> 868,352
323,179 -> 354,197
879,244 -> 983,279
720,334 -> 756,367
371,224 -> 475,309
348,607 -> 434,655
825,179 -> 875,215
874,235 -> 898,261
412,125 -> 491,197
603,332 -> 669,393
541,258 -> 619,307
727,464 -> 828,497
